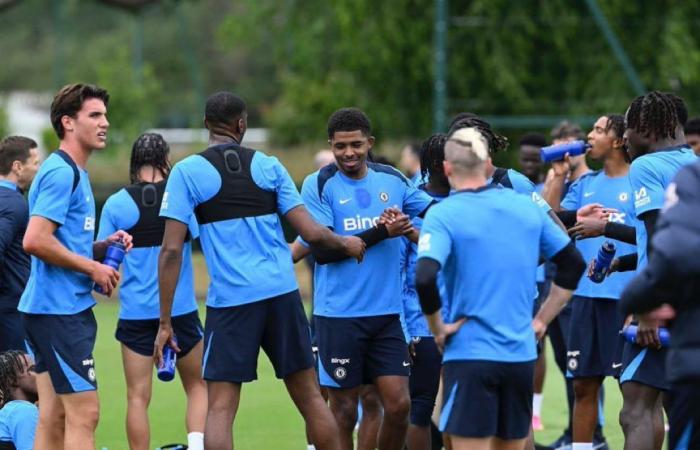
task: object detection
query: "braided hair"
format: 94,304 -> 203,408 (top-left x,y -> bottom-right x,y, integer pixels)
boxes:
604,114 -> 625,139
419,133 -> 448,181
626,91 -> 682,140
129,133 -> 171,184
448,115 -> 508,154
0,350 -> 27,406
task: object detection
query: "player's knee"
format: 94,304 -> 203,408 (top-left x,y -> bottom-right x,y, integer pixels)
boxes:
572,379 -> 598,401
39,407 -> 65,431
619,401 -> 644,432
66,402 -> 99,430
332,399 -> 358,429
126,385 -> 152,407
383,394 -> 410,422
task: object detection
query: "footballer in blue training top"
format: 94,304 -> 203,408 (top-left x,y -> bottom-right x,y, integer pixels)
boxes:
415,127 -> 585,448
19,84 -> 133,450
295,108 -> 433,449
155,92 -> 362,450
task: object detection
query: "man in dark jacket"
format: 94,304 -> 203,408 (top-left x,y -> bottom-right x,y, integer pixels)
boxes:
620,159 -> 700,450
0,136 -> 40,352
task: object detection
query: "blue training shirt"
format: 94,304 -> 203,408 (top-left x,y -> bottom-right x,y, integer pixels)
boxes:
301,163 -> 434,318
19,151 -> 96,315
418,185 -> 570,363
561,170 -> 638,299
401,185 -> 448,337
98,187 -> 199,320
629,146 -> 698,270
160,148 -> 302,307
0,400 -> 38,450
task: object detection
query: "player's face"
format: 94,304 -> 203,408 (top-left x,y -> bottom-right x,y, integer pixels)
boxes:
686,133 -> 700,156
65,97 -> 109,151
329,130 -> 374,177
399,146 -> 419,175
587,116 -> 616,161
518,145 -> 542,181
18,354 -> 38,402
16,147 -> 41,190
623,109 -> 650,161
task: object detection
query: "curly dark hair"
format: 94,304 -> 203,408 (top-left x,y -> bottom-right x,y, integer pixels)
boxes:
327,108 -> 372,139
604,114 -> 625,139
129,133 -> 171,184
0,350 -> 27,406
448,115 -> 508,154
626,91 -> 683,140
419,133 -> 448,181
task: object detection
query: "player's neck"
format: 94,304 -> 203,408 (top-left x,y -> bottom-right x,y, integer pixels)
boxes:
58,141 -> 92,168
450,174 -> 487,191
0,172 -> 20,187
649,135 -> 686,153
426,178 -> 450,195
602,151 -> 629,177
136,166 -> 165,183
208,131 -> 241,147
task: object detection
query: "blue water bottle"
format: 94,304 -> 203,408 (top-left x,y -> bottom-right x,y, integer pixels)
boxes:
622,325 -> 671,347
589,241 -> 616,283
540,140 -> 591,162
158,336 -> 177,382
94,240 -> 126,294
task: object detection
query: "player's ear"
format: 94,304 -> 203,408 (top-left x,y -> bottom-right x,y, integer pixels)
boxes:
203,117 -> 210,130
61,115 -> 74,133
443,160 -> 451,177
367,136 -> 375,148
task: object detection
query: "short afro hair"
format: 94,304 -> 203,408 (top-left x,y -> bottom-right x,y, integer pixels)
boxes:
327,108 -> 372,139
518,133 -> 547,148
204,92 -> 247,127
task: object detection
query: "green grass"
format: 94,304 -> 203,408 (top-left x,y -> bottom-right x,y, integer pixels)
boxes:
92,297 -> 624,449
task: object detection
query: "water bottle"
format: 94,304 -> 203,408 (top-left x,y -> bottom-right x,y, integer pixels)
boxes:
589,241 -> 616,283
157,336 -> 177,382
622,325 -> 671,347
94,240 -> 126,294
540,140 -> 591,162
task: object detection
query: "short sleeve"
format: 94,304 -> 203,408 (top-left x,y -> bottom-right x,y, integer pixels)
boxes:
416,209 -> 452,266
31,166 -> 74,225
96,196 -> 119,241
402,182 -> 434,218
300,173 -> 334,228
507,169 -> 536,195
9,403 -> 38,450
160,164 -> 198,225
187,213 -> 200,239
538,206 -> 571,259
252,153 -> 304,215
629,159 -> 665,217
560,177 -> 582,211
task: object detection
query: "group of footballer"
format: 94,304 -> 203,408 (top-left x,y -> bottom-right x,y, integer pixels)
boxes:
0,83 -> 698,450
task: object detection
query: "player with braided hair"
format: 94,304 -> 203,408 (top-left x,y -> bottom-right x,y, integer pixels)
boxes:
98,133 -> 206,450
618,91 -> 698,450
0,350 -> 38,450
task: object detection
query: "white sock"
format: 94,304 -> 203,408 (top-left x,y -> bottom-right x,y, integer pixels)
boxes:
572,443 -> 593,450
307,446 -> 316,450
532,393 -> 543,416
188,431 -> 204,450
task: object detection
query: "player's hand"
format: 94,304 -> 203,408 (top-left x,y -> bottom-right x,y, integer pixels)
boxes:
342,236 -> 366,263
106,230 -> 134,252
434,318 -> 467,353
550,154 -> 572,178
648,303 -> 676,322
569,216 -> 606,240
532,318 -> 547,341
90,260 -> 119,296
153,322 -> 180,368
379,206 -> 403,225
576,203 -> 617,222
385,213 -> 412,237
636,315 -> 662,349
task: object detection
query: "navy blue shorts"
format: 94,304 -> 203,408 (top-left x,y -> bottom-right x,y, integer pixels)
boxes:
440,360 -> 534,440
315,314 -> 410,389
116,310 -> 203,358
566,296 -> 625,378
0,308 -> 26,352
409,336 -> 441,426
22,308 -> 97,394
667,381 -> 700,450
619,335 -> 669,391
202,290 -> 314,383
